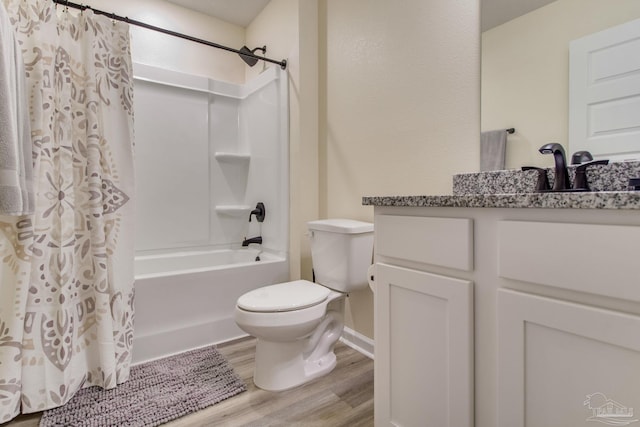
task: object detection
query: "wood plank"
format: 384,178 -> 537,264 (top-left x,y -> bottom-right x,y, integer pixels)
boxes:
4,337 -> 373,427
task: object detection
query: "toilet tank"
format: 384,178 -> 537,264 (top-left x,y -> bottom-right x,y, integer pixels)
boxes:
307,219 -> 374,292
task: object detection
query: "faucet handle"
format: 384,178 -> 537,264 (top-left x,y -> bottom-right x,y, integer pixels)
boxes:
249,202 -> 266,222
521,166 -> 550,192
571,150 -> 593,165
573,160 -> 609,191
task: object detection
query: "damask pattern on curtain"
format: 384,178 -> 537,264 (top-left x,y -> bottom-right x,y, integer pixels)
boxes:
0,1 -> 135,422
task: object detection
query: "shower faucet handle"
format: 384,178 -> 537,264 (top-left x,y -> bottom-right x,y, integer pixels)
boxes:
249,202 -> 266,222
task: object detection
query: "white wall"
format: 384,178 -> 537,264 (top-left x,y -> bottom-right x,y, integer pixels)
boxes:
482,0 -> 640,170
320,0 -> 480,338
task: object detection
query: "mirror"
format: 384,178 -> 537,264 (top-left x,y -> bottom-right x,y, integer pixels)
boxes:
481,0 -> 640,169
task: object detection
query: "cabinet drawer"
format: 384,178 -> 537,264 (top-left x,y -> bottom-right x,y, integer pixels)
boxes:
498,221 -> 640,301
376,215 -> 473,271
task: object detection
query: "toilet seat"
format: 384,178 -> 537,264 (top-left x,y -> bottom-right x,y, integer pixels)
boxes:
237,280 -> 330,313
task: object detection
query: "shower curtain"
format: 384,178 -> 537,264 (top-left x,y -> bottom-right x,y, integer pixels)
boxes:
0,0 -> 135,422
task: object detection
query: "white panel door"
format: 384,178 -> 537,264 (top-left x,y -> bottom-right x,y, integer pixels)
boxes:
497,289 -> 640,427
374,263 -> 473,427
569,18 -> 640,161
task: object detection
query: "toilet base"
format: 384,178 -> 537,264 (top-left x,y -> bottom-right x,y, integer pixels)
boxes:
252,309 -> 344,391
253,338 -> 338,391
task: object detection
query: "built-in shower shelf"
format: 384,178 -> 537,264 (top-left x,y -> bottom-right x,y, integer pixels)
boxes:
215,205 -> 252,217
214,152 -> 251,163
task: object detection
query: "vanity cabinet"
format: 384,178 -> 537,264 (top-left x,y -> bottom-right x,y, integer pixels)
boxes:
369,206 -> 640,427
372,215 -> 474,427
497,289 -> 640,427
496,220 -> 640,427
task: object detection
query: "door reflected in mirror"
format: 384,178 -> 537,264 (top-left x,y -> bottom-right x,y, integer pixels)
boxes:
481,0 -> 640,169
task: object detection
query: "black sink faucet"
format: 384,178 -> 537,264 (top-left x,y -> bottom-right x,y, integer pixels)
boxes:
539,143 -> 570,191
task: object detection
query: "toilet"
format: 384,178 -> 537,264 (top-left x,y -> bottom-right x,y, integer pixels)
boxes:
234,218 -> 374,391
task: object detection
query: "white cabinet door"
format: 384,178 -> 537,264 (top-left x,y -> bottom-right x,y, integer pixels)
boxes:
498,289 -> 640,427
374,263 -> 473,427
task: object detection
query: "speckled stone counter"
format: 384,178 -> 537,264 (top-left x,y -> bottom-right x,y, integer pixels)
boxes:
363,161 -> 640,209
452,161 -> 640,195
362,191 -> 640,209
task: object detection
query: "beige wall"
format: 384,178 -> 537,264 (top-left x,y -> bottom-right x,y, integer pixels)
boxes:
482,0 -> 640,170
83,0 -> 246,83
245,0 -> 298,82
320,0 -> 480,338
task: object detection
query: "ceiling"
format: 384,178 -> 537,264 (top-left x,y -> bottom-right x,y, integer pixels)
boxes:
166,0 -> 557,32
165,0 -> 270,27
481,0 -> 557,31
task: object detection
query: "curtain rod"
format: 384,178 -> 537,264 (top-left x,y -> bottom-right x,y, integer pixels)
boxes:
51,0 -> 288,70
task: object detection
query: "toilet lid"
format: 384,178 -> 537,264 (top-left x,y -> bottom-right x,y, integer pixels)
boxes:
237,280 -> 331,312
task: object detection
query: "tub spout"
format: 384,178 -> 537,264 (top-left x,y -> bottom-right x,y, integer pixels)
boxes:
242,236 -> 262,246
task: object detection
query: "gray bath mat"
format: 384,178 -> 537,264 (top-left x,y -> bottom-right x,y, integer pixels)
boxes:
39,345 -> 246,427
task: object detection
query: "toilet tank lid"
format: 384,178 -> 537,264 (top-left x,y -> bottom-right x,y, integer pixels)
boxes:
307,219 -> 373,234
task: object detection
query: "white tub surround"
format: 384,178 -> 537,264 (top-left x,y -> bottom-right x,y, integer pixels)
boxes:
133,63 -> 289,255
131,64 -> 289,364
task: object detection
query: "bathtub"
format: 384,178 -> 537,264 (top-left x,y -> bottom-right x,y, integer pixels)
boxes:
132,248 -> 289,364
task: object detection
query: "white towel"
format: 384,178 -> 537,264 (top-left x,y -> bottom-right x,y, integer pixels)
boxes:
0,2 -> 34,216
480,129 -> 507,172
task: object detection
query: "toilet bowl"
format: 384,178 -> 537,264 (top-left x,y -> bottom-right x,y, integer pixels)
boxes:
234,219 -> 374,391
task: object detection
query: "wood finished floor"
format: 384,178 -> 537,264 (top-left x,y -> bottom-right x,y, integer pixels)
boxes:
4,337 -> 374,427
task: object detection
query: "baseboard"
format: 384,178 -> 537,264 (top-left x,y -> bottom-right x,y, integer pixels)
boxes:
340,327 -> 374,359
134,323 -> 374,365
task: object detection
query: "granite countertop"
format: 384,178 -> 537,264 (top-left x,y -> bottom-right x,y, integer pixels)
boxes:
362,191 -> 640,209
363,161 -> 640,209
